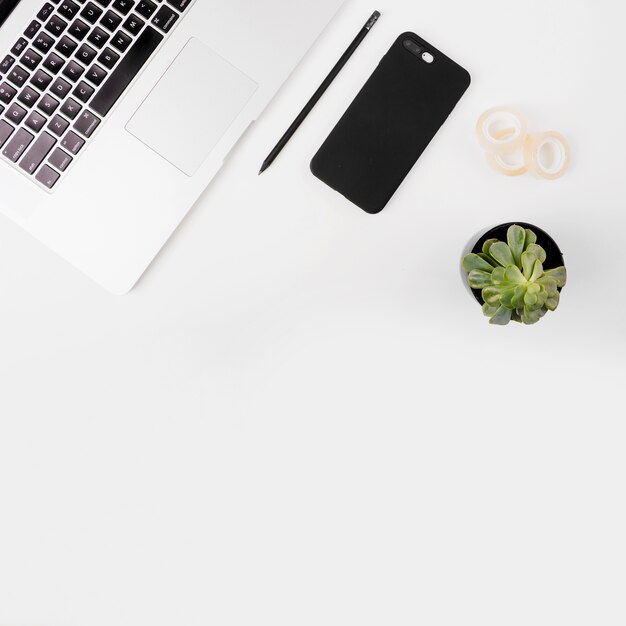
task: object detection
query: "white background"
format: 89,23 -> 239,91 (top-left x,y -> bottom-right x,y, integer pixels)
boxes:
1,0 -> 625,624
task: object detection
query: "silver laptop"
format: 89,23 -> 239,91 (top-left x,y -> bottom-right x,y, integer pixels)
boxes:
0,0 -> 344,292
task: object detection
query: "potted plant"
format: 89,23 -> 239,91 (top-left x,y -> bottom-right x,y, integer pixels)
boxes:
461,223 -> 567,325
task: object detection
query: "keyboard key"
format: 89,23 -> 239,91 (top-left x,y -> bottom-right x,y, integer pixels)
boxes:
81,1 -> 103,23
18,86 -> 40,107
24,20 -> 42,39
48,146 -> 72,170
72,79 -> 94,102
50,76 -> 72,97
0,82 -> 17,104
135,0 -> 156,18
36,3 -> 56,21
37,92 -> 60,113
2,127 -> 34,161
94,0 -> 112,6
166,0 -> 190,11
21,48 -> 43,69
33,32 -> 55,53
68,18 -> 90,40
85,63 -> 107,85
122,13 -> 144,35
43,52 -> 65,73
8,66 -> 30,87
58,0 -> 80,19
24,109 -> 47,132
100,9 -> 122,31
76,43 -> 97,64
111,0 -> 134,15
62,60 -> 84,81
110,30 -> 132,52
73,108 -> 100,136
11,38 -> 29,56
151,5 -> 177,33
19,130 -> 56,172
97,47 -> 119,69
0,55 -> 15,73
48,113 -> 69,135
91,26 -> 161,115
5,102 -> 27,123
45,14 -> 68,36
87,26 -> 109,48
56,35 -> 78,57
60,96 -> 81,118
0,120 -> 14,147
30,68 -> 53,90
36,164 -> 61,188
61,129 -> 84,153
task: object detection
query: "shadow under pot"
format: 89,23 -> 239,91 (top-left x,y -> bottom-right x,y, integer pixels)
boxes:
461,222 -> 566,325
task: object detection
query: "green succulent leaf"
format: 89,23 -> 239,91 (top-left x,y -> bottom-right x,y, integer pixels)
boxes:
521,251 -> 537,280
545,292 -> 561,311
468,270 -> 493,289
482,302 -> 500,318
489,242 -> 515,267
525,243 -> 547,264
462,253 -> 494,273
524,290 -> 538,307
521,307 -> 544,325
529,259 -> 544,282
491,266 -> 506,285
477,253 -> 498,267
543,266 -> 567,288
524,229 -> 538,250
537,275 -> 558,297
499,287 -> 518,308
482,286 -> 503,305
489,305 -> 513,326
482,239 -> 499,256
511,286 -> 526,309
504,265 -> 526,284
536,286 -> 549,309
507,225 -> 526,267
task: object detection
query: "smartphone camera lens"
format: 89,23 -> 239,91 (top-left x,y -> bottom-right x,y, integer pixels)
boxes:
403,38 -> 422,56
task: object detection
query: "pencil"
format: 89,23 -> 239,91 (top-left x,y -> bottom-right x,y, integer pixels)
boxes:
259,10 -> 381,175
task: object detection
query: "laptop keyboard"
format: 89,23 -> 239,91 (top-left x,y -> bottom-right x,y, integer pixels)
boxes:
0,0 -> 191,191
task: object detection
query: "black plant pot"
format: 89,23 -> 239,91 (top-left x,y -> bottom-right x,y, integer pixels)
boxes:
466,222 -> 565,305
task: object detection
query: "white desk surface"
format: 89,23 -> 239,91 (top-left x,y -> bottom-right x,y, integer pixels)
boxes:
1,0 -> 625,624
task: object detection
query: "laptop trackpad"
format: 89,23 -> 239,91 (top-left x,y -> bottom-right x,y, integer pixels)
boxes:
126,38 -> 258,176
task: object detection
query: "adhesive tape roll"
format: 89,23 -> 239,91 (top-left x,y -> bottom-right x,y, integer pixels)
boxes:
476,107 -> 528,156
524,131 -> 570,180
486,128 -> 528,176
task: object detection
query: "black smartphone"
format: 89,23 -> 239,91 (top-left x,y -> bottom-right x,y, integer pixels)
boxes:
310,32 -> 471,214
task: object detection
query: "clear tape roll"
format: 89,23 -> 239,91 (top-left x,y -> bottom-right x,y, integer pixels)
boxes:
524,131 -> 570,180
486,128 -> 528,176
476,107 -> 528,155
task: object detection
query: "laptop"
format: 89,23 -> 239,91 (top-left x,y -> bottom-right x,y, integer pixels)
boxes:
0,0 -> 344,293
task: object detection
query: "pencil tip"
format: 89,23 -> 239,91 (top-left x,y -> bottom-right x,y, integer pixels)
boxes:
259,163 -> 268,175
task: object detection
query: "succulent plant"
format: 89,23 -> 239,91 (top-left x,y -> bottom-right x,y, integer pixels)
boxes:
462,224 -> 567,325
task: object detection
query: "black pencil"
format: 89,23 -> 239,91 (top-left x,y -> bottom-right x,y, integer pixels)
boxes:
259,10 -> 381,175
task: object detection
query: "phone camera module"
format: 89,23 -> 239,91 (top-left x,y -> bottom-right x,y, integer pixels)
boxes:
403,38 -> 422,56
